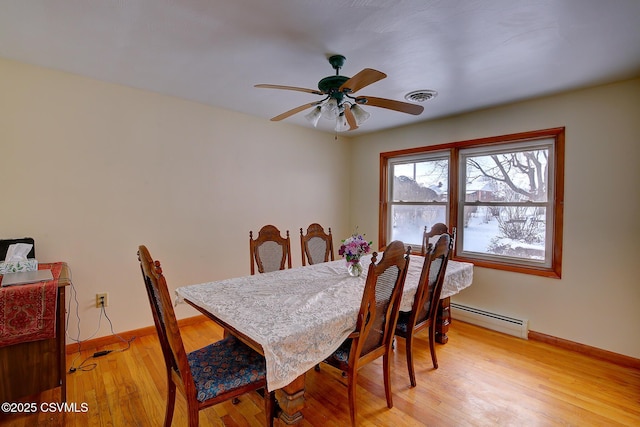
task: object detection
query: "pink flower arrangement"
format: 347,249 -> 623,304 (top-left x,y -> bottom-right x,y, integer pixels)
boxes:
339,232 -> 372,265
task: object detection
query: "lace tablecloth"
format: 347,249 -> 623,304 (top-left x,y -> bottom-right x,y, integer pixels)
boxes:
176,255 -> 472,391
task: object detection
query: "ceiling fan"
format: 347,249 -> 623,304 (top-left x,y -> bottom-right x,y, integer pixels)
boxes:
255,55 -> 424,132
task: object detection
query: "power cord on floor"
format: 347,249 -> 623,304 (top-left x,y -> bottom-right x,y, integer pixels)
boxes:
66,275 -> 136,373
68,349 -> 113,373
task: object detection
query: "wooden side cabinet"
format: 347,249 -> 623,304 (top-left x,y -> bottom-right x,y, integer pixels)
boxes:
0,263 -> 70,402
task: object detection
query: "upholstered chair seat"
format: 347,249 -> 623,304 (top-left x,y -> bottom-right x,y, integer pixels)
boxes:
187,335 -> 267,402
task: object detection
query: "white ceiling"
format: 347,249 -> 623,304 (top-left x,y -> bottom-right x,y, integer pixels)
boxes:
1,0 -> 640,135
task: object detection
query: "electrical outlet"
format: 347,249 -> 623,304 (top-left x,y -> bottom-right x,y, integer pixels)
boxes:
96,293 -> 108,308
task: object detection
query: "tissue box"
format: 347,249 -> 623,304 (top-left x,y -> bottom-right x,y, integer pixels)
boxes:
0,259 -> 38,274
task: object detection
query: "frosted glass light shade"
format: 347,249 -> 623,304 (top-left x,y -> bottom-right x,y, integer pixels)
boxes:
334,114 -> 348,132
321,98 -> 339,120
350,104 -> 371,126
304,106 -> 322,127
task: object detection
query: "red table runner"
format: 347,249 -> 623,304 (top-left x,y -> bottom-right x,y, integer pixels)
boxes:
0,262 -> 63,347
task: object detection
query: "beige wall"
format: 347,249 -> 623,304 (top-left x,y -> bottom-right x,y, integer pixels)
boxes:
351,78 -> 640,358
0,59 -> 352,340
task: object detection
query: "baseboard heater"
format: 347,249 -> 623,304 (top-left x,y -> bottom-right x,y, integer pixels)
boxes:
450,303 -> 529,339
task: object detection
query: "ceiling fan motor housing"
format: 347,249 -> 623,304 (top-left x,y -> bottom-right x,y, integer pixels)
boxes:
318,75 -> 349,97
319,55 -> 351,100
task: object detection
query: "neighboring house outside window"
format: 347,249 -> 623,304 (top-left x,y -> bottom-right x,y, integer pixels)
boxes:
379,128 -> 564,278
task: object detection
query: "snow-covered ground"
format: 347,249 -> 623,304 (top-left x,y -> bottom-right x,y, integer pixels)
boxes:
390,207 -> 545,260
463,212 -> 499,252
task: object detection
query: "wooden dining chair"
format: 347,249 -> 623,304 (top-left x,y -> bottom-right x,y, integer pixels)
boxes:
421,223 -> 449,256
299,223 -> 334,266
249,225 -> 292,275
316,240 -> 411,427
395,232 -> 453,387
137,245 -> 275,427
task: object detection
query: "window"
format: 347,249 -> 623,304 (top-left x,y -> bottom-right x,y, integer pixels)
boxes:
380,128 -> 564,278
386,153 -> 450,246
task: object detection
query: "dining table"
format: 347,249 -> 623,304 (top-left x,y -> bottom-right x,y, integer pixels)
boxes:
175,254 -> 473,425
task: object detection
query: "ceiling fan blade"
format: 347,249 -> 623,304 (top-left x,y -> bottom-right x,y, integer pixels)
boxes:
270,102 -> 321,121
344,104 -> 358,130
255,84 -> 324,95
357,96 -> 424,115
339,68 -> 387,93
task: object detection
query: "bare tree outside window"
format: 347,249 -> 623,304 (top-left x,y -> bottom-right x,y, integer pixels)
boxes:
462,146 -> 551,263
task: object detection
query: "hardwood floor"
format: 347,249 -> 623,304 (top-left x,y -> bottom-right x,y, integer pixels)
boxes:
1,320 -> 638,426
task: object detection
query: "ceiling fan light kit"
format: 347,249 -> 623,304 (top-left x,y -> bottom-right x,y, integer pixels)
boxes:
255,55 -> 425,132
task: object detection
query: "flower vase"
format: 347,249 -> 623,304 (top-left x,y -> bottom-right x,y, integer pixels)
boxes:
347,260 -> 363,277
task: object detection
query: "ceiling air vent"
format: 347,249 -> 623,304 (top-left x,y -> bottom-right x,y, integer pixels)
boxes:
404,90 -> 438,103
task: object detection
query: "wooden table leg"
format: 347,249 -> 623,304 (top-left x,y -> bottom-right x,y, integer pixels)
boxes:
435,297 -> 451,344
275,374 -> 305,425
